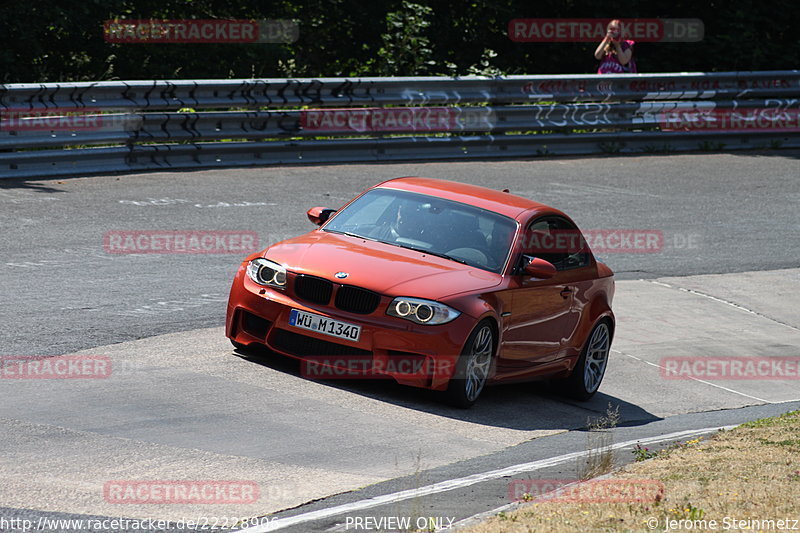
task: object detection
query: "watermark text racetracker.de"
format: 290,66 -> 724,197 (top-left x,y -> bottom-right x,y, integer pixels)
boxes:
103,230 -> 259,254
508,478 -> 665,503
104,480 -> 259,504
302,355 -> 456,381
103,19 -> 299,43
660,107 -> 800,132
519,229 -> 700,255
300,107 -> 495,133
508,18 -> 704,43
661,356 -> 800,380
0,107 -> 137,132
0,355 -> 111,379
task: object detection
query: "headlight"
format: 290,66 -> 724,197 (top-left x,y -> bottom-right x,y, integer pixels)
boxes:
386,297 -> 461,325
246,258 -> 287,289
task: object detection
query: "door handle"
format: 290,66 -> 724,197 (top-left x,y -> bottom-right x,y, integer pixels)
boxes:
560,287 -> 573,299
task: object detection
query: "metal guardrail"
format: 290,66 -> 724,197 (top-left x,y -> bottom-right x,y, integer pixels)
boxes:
4,71 -> 800,109
1,71 -> 799,178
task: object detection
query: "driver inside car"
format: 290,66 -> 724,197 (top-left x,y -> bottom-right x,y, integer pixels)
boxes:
374,201 -> 428,244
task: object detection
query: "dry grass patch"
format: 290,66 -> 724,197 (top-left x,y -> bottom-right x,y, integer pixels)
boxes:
464,410 -> 800,533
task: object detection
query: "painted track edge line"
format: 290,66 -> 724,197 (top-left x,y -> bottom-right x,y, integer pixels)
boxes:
234,425 -> 736,533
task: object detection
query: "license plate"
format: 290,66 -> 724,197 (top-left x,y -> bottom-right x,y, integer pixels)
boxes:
289,309 -> 361,342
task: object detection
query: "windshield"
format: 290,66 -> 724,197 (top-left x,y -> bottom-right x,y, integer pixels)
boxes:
323,188 -> 517,273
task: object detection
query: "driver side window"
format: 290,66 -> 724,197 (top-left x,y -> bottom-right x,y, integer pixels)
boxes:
522,216 -> 590,271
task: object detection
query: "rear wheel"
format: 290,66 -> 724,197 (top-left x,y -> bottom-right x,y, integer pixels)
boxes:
445,321 -> 494,408
560,320 -> 611,400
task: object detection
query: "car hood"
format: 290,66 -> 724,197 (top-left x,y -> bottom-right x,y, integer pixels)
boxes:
261,231 -> 502,299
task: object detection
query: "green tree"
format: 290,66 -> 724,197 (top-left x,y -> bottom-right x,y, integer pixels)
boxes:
1,0 -> 798,82
373,1 -> 435,75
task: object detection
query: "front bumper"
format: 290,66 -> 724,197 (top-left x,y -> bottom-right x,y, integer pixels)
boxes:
225,267 -> 474,390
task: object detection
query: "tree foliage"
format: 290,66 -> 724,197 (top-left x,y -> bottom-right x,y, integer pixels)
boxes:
1,0 -> 797,83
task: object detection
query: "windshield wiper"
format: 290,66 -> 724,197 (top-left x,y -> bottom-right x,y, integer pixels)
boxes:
397,244 -> 469,265
325,229 -> 378,242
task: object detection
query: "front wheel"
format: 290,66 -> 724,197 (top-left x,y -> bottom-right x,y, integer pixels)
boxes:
560,320 -> 611,400
444,321 -> 495,408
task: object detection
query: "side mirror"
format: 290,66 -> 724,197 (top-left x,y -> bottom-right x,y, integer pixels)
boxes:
307,206 -> 336,226
523,257 -> 556,279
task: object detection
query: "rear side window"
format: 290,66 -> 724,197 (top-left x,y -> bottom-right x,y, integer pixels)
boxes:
521,216 -> 591,271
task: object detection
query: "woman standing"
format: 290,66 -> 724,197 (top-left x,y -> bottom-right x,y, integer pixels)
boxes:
594,19 -> 637,73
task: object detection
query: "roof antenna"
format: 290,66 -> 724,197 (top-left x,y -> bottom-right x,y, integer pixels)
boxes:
502,188 -> 510,193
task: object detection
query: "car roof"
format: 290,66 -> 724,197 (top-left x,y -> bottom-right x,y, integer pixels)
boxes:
374,177 -> 558,220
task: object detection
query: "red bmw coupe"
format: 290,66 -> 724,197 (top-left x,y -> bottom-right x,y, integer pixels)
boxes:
226,177 -> 615,407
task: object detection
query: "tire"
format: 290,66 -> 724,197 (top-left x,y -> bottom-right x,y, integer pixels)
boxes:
444,320 -> 495,408
560,320 -> 611,400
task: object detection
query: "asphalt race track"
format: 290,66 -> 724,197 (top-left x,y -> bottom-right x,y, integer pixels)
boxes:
1,151 -> 799,532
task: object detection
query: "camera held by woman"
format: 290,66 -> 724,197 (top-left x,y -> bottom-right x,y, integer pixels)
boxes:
594,19 -> 637,73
